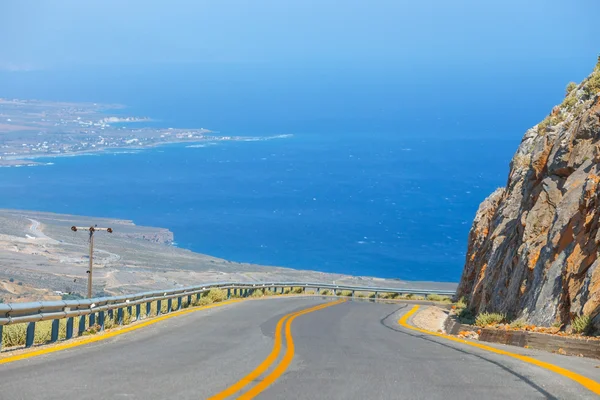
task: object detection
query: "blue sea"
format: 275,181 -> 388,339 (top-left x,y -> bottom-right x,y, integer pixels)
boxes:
0,64 -> 562,282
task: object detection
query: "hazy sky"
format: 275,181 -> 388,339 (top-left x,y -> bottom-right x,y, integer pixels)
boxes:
1,0 -> 598,72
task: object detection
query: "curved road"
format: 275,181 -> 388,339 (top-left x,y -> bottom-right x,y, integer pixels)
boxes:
0,297 -> 599,399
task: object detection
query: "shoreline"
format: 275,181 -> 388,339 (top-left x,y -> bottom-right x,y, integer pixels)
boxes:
0,208 -> 458,302
0,134 -> 294,167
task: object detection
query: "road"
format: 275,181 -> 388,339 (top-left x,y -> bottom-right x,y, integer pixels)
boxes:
0,297 -> 599,399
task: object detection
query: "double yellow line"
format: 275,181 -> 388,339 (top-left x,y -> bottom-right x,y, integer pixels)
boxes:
209,299 -> 345,400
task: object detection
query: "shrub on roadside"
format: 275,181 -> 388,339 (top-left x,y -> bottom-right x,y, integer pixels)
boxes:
206,289 -> 227,303
426,294 -> 451,303
403,294 -> 425,301
475,312 -> 506,327
572,315 -> 592,335
457,308 -> 476,325
509,319 -> 527,329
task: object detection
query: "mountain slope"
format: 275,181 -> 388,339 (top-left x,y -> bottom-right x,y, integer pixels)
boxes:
457,57 -> 600,329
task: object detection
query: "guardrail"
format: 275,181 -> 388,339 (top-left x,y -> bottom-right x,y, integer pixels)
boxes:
0,281 -> 455,350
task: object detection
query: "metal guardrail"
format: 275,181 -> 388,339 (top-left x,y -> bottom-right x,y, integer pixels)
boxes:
0,281 -> 455,350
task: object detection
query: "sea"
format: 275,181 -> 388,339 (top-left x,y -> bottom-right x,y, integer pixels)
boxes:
0,64 -> 562,282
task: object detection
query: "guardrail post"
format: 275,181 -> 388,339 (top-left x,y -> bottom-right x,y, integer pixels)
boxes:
127,306 -> 132,321
50,319 -> 60,343
66,317 -> 74,339
334,288 -> 337,296
375,292 -> 378,302
117,308 -> 124,325
177,297 -> 182,310
196,293 -> 201,302
157,300 -> 162,315
89,313 -> 96,328
108,309 -> 114,319
78,316 -> 86,335
98,311 -> 105,331
316,287 -> 320,294
135,304 -> 141,320
227,289 -> 231,299
146,302 -> 151,317
167,298 -> 173,313
25,322 -> 36,348
352,290 -> 355,299
187,295 -> 192,307
0,325 -> 3,350
303,286 -> 306,294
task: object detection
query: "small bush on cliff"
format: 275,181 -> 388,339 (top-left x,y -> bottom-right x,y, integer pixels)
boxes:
565,82 -> 578,96
584,60 -> 600,97
572,315 -> 593,335
475,312 -> 506,327
561,95 -> 577,110
537,117 -> 551,134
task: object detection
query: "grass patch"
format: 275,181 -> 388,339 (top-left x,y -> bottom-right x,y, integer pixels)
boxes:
402,294 -> 425,300
475,312 -> 507,327
509,319 -> 527,329
426,294 -> 452,303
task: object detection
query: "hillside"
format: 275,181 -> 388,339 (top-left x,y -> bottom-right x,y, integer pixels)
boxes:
457,57 -> 600,330
0,209 -> 456,302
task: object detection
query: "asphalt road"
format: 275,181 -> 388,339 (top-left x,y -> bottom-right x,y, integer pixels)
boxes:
0,297 -> 599,399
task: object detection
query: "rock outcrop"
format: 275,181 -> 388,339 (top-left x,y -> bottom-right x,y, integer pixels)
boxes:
457,58 -> 600,329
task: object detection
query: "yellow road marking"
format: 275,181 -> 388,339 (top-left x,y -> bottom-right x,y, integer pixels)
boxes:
399,305 -> 600,396
238,299 -> 344,399
209,299 -> 345,400
0,298 -> 245,365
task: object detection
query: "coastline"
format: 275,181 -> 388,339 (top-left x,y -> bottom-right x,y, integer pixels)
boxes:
0,134 -> 294,167
0,208 -> 457,302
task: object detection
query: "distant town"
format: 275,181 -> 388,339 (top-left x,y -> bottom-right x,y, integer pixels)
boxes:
0,98 -> 281,167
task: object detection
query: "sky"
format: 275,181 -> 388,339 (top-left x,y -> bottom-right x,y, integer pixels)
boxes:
0,0 -> 598,72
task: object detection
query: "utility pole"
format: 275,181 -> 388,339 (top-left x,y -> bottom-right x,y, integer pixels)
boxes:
71,225 -> 113,298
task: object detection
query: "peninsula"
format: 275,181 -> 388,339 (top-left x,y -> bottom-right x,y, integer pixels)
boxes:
0,98 -> 287,167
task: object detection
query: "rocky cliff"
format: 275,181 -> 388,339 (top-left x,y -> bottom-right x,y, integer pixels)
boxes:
457,58 -> 600,329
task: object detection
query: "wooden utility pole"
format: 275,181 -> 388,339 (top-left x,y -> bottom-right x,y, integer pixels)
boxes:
71,225 -> 113,298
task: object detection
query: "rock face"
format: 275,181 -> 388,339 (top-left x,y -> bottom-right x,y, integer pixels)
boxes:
457,59 -> 600,329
